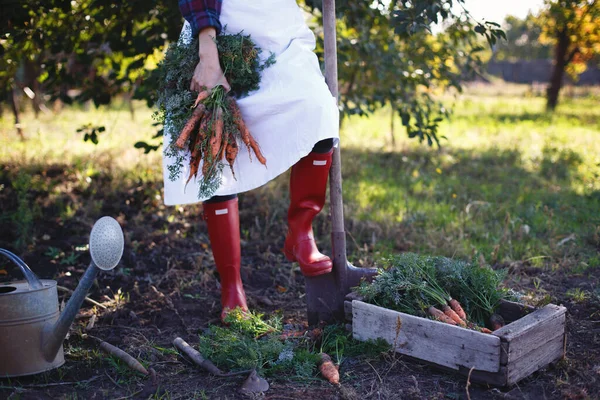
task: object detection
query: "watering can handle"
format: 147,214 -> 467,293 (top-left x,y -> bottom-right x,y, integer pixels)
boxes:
0,248 -> 44,289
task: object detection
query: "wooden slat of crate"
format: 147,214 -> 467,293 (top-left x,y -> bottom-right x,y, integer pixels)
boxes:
507,333 -> 564,385
494,304 -> 566,365
493,304 -> 566,385
497,300 -> 536,323
344,300 -> 353,322
345,297 -> 537,324
352,300 -> 502,373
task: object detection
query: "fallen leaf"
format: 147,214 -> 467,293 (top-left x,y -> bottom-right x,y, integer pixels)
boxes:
276,285 -> 287,293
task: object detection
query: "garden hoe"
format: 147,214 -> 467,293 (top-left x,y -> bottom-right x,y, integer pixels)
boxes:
304,0 -> 377,326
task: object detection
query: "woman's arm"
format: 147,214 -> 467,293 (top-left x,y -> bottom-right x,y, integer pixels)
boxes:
178,0 -> 223,37
178,0 -> 230,92
191,27 -> 230,92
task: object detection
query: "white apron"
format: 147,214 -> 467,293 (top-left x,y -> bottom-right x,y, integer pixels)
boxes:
163,0 -> 339,205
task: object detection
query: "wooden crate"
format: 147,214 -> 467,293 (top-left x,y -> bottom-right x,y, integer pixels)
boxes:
345,293 -> 566,386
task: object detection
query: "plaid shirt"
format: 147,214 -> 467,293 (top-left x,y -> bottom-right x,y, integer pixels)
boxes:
179,0 -> 222,37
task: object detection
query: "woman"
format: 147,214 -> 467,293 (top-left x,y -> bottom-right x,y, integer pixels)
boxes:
165,0 -> 339,321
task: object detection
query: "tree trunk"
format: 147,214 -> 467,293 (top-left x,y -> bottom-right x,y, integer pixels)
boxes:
127,90 -> 135,121
24,60 -> 41,118
32,78 -> 42,118
546,29 -> 570,111
390,105 -> 395,147
10,88 -> 25,141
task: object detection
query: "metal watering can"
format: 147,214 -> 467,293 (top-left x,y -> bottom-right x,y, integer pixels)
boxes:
0,217 -> 124,377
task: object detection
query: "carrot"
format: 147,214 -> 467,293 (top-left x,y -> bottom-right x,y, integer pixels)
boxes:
428,306 -> 458,325
489,314 -> 505,331
186,117 -> 207,185
225,132 -> 239,178
466,322 -> 493,334
175,104 -> 205,149
219,128 -> 228,162
227,97 -> 267,165
98,340 -> 149,375
202,141 -> 212,177
210,107 -> 223,160
193,90 -> 210,109
448,298 -> 467,321
245,131 -> 266,165
442,305 -> 467,327
318,353 -> 339,385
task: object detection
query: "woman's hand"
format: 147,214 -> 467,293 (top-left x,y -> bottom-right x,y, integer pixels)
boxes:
191,27 -> 231,93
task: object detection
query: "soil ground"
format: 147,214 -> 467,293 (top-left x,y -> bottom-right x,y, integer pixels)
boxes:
1,165 -> 599,400
2,88 -> 599,399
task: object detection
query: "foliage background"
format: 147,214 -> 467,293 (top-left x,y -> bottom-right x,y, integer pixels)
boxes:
2,0 -> 509,146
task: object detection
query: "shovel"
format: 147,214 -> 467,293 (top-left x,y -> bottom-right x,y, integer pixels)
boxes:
303,0 -> 377,325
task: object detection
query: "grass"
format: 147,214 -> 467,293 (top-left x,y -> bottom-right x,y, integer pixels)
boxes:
0,82 -> 599,398
341,85 -> 600,269
565,287 -> 591,303
1,83 -> 599,270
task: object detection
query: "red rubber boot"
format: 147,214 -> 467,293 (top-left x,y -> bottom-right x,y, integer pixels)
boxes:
284,149 -> 334,277
203,198 -> 248,321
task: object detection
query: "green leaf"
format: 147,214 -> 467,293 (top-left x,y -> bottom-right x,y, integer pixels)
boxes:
134,141 -> 160,154
474,25 -> 486,34
485,21 -> 501,27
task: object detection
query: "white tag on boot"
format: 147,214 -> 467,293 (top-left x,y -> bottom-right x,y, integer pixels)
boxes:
215,209 -> 229,215
313,160 -> 327,166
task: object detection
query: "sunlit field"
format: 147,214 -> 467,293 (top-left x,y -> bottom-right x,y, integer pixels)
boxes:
2,82 -> 600,399
342,84 -> 600,270
2,84 -> 599,272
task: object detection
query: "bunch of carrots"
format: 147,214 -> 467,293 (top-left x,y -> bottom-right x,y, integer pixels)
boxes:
356,253 -> 510,333
174,86 -> 266,186
156,30 -> 275,198
420,278 -> 496,334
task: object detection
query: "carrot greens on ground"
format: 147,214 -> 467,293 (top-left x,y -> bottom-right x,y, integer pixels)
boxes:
194,309 -> 388,380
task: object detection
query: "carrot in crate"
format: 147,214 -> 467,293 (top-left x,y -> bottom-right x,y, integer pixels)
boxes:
442,305 -> 467,327
428,306 -> 458,325
448,298 -> 467,322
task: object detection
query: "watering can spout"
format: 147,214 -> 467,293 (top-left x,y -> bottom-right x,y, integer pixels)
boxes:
42,264 -> 100,360
42,217 -> 124,361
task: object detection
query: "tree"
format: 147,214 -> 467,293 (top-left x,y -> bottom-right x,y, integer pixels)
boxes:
538,0 -> 600,110
1,0 -> 181,110
303,0 -> 504,146
493,14 -> 553,61
3,0 -> 503,146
